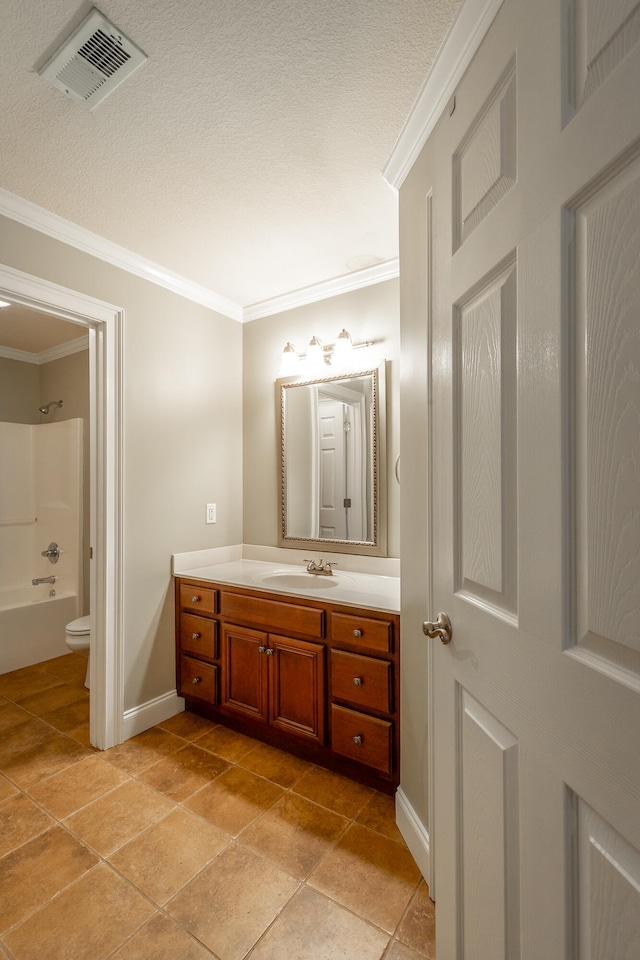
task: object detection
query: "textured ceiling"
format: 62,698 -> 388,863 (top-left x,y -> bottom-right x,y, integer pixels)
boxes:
0,0 -> 462,311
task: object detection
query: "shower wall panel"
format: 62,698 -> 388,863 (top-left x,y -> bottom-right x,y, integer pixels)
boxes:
0,419 -> 82,667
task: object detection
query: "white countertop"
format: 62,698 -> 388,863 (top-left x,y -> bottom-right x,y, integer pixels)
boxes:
174,558 -> 400,613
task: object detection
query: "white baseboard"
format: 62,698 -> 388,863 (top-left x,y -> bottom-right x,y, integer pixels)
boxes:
121,690 -> 185,741
396,786 -> 431,883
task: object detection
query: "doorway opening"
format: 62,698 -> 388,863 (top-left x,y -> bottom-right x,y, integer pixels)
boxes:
0,263 -> 123,749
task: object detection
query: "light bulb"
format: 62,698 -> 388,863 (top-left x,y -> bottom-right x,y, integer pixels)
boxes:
280,342 -> 298,376
332,329 -> 353,366
307,336 -> 325,368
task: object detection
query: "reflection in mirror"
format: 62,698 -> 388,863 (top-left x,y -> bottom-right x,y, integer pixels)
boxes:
278,362 -> 386,556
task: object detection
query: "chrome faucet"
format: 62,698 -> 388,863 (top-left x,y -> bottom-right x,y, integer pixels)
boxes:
304,559 -> 336,576
32,575 -> 56,585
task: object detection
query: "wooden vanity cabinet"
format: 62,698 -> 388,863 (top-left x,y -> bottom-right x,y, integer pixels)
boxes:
175,576 -> 400,792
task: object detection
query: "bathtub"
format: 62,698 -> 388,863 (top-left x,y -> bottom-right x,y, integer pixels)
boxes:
0,583 -> 80,674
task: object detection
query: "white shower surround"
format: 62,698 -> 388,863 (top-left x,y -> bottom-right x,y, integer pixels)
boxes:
0,418 -> 82,671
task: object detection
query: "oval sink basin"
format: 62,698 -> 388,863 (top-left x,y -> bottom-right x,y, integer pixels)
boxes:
257,573 -> 344,590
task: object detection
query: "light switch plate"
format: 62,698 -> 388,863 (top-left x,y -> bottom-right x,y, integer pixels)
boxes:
206,503 -> 216,524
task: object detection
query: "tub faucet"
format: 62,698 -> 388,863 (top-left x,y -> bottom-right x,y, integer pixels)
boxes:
304,559 -> 335,576
32,575 -> 56,585
41,542 -> 60,564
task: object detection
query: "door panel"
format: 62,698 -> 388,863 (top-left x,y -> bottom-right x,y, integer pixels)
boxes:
571,154 -> 640,666
459,689 -> 520,960
454,257 -> 518,616
570,0 -> 640,110
575,798 -> 640,958
453,57 -> 517,250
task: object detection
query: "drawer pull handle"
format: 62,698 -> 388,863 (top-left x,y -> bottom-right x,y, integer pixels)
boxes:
191,596 -> 200,603
192,676 -> 202,684
353,629 -> 362,638
353,735 -> 363,746
353,677 -> 363,686
191,632 -> 201,640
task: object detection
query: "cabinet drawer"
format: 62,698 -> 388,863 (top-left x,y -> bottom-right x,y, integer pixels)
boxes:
179,614 -> 217,661
331,650 -> 391,714
331,704 -> 392,773
221,592 -> 323,638
179,655 -> 218,704
330,612 -> 392,653
179,583 -> 217,616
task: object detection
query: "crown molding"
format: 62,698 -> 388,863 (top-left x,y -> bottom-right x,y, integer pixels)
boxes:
243,258 -> 399,321
39,334 -> 89,364
383,0 -> 505,190
0,188 -> 397,322
0,334 -> 89,365
0,344 -> 37,364
0,189 -> 243,322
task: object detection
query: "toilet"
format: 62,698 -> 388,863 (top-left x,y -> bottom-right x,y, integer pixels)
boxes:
65,615 -> 90,689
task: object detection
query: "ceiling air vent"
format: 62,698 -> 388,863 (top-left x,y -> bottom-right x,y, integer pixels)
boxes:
39,7 -> 147,111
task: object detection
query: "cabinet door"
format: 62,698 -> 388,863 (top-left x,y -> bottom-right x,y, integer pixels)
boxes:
222,624 -> 268,723
268,634 -> 325,743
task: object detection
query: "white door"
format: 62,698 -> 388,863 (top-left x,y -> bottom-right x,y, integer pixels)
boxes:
402,0 -> 640,956
318,399 -> 348,539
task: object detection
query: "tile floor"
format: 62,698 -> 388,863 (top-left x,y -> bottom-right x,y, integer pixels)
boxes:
0,652 -> 435,960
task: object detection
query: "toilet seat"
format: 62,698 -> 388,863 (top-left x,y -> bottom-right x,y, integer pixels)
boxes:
66,615 -> 90,636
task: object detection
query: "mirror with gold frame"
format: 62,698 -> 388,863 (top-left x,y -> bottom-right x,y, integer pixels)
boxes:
277,361 -> 386,556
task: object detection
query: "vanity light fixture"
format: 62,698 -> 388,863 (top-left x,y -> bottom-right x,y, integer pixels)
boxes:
279,328 -> 370,375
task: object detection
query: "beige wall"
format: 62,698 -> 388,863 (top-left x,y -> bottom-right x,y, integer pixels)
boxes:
0,356 -> 40,423
0,214 -> 243,712
243,279 -> 400,558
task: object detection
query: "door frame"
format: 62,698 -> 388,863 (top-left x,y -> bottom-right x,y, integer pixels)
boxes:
0,263 -> 124,749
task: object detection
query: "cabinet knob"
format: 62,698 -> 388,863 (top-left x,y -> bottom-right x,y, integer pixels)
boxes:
353,677 -> 362,686
191,596 -> 200,603
353,629 -> 362,638
191,632 -> 201,640
266,648 -> 274,656
353,735 -> 362,746
192,676 -> 201,684
258,646 -> 266,653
